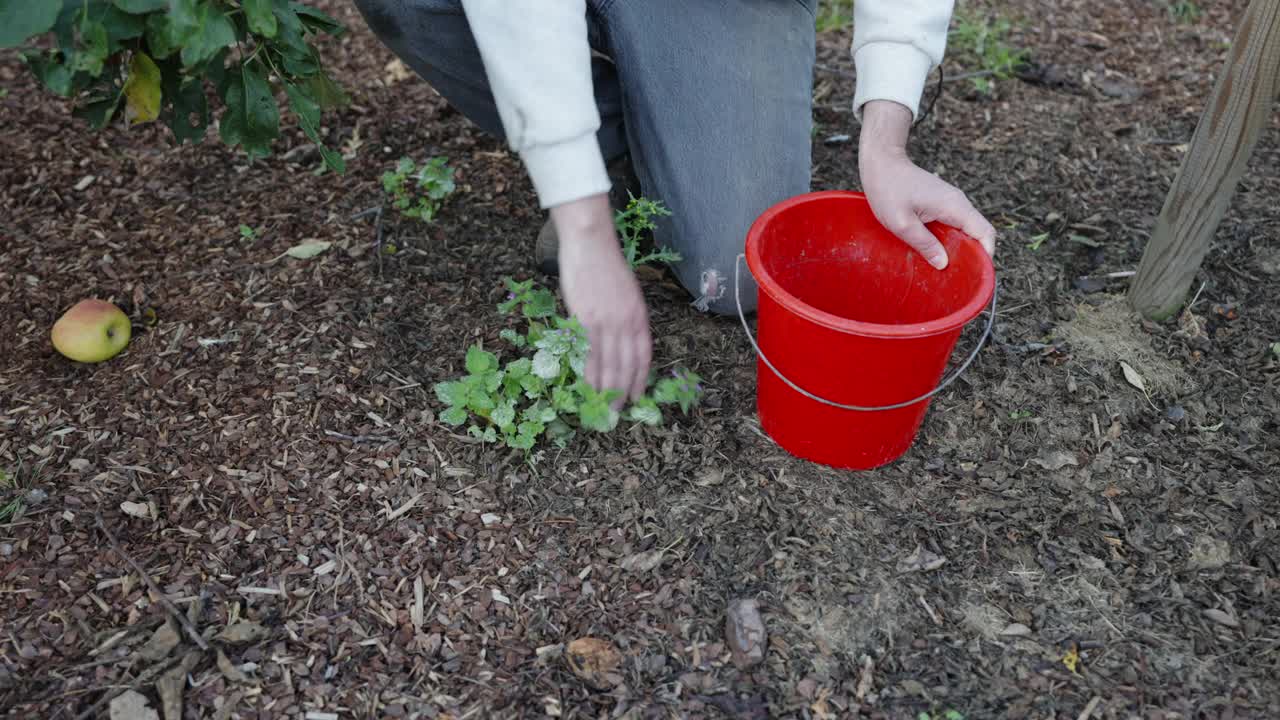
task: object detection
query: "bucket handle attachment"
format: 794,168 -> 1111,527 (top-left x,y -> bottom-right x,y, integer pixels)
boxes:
734,253 -> 997,412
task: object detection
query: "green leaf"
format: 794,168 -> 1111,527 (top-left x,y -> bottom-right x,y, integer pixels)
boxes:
519,374 -> 544,397
0,0 -> 61,49
434,381 -> 469,408
243,0 -> 277,37
162,66 -> 209,143
283,80 -> 344,173
531,349 -> 560,380
508,432 -> 536,451
271,0 -> 304,43
625,401 -> 662,427
499,329 -> 526,348
579,398 -> 618,433
73,93 -> 121,129
72,19 -> 109,76
303,69 -> 348,108
551,386 -> 577,413
523,289 -> 557,319
219,64 -> 278,159
101,6 -> 147,49
505,357 -> 532,379
180,1 -> 236,67
290,2 -> 344,35
491,402 -> 515,430
144,11 -> 183,59
467,387 -> 495,413
465,346 -> 497,375
25,51 -> 76,96
483,370 -> 503,393
440,406 -> 467,426
114,0 -> 169,12
123,51 -> 162,124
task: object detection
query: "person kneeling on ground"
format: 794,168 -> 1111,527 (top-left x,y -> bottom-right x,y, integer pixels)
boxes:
353,0 -> 997,404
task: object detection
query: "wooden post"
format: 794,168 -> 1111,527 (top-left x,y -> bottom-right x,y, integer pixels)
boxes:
1128,0 -> 1280,320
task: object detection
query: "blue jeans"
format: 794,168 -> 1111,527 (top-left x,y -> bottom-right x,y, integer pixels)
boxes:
352,0 -> 817,314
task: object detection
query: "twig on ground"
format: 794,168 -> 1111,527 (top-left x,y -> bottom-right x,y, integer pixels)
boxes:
374,207 -> 387,277
94,512 -> 209,652
351,205 -> 388,276
72,652 -> 186,720
324,430 -> 393,444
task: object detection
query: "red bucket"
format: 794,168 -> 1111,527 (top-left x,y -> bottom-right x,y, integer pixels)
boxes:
740,191 -> 995,470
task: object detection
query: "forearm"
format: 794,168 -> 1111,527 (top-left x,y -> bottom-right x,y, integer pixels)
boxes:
851,0 -> 954,119
858,100 -> 913,163
459,0 -> 610,209
549,193 -> 616,249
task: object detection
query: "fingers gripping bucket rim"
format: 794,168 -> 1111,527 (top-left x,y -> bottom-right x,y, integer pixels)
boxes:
737,190 -> 997,469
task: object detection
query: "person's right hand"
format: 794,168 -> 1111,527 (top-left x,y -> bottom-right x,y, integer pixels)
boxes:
551,194 -> 652,406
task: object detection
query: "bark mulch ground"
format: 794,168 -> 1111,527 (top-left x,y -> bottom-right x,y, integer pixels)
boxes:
2,0 -> 1278,717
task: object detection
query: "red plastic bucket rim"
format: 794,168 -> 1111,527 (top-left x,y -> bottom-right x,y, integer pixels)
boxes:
745,190 -> 996,339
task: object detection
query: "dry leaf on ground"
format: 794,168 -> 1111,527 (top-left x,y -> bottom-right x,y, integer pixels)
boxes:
725,598 -> 767,669
109,690 -> 159,720
216,621 -> 268,645
565,637 -> 622,690
896,545 -> 948,574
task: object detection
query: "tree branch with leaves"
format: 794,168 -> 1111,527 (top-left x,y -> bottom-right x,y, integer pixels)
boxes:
1,0 -> 350,172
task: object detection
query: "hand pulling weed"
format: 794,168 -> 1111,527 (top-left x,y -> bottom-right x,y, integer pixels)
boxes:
435,197 -> 702,450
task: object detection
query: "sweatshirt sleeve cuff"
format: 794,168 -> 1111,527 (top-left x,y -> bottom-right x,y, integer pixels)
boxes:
852,41 -> 934,121
520,132 -> 612,209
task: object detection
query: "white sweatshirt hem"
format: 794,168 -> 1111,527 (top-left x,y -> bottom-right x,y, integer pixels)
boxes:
852,41 -> 935,121
521,132 -> 612,209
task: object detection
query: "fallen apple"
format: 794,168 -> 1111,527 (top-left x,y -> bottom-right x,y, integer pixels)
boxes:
51,299 -> 132,363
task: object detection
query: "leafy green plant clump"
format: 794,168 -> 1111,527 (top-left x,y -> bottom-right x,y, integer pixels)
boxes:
434,196 -> 701,450
382,156 -> 456,223
4,0 -> 350,172
949,11 -> 1028,94
434,283 -> 702,450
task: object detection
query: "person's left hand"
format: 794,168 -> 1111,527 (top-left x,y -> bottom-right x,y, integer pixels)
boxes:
858,100 -> 996,269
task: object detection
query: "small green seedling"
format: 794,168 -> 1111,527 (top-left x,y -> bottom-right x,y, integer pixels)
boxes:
919,711 -> 966,720
0,469 -> 20,523
382,156 -> 456,223
815,0 -> 854,32
614,194 -> 681,268
1026,232 -> 1048,251
1167,0 -> 1202,23
239,224 -> 257,240
1270,342 -> 1280,360
950,12 -> 1028,94
1009,409 -> 1034,420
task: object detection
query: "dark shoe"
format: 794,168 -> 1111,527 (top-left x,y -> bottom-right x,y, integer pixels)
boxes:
536,154 -> 641,276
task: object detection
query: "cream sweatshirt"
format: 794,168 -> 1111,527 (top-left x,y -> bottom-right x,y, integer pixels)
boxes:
458,0 -> 954,209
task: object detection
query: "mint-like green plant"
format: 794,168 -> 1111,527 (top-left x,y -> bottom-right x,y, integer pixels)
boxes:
435,277 -> 703,450
382,156 -> 456,222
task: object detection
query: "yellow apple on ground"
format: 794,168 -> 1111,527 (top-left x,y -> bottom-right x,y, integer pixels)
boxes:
51,299 -> 132,363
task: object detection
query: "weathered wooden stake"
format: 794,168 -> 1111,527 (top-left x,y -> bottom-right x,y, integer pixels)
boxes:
1129,0 -> 1280,320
